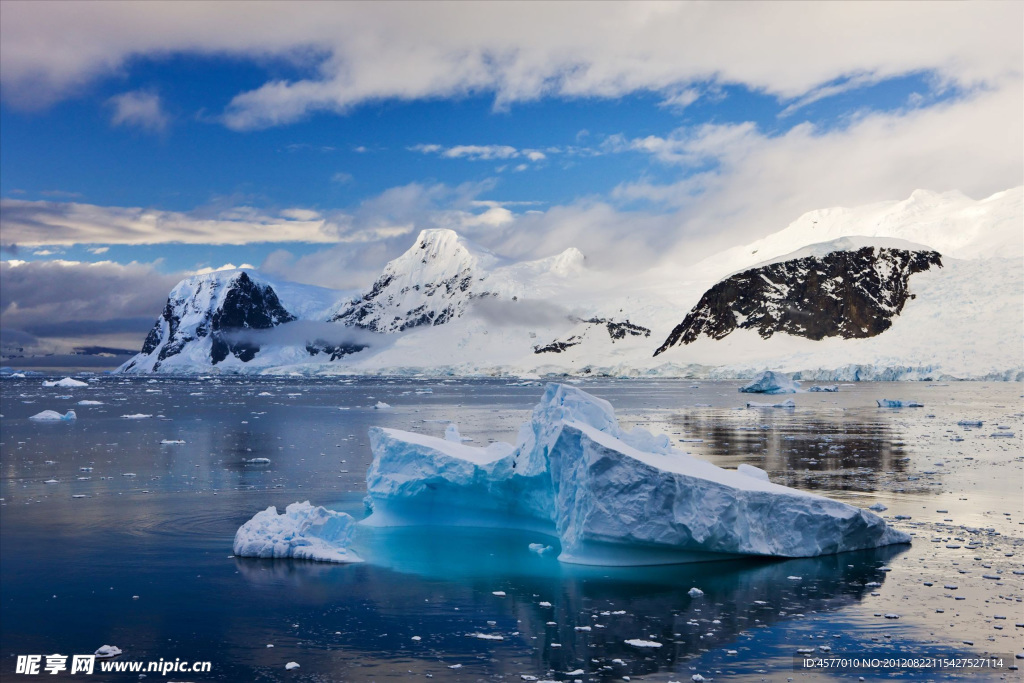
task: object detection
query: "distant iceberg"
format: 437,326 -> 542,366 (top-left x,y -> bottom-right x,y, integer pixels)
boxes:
29,410 -> 77,421
364,383 -> 909,566
42,377 -> 88,388
738,371 -> 799,394
746,399 -> 796,409
809,385 -> 839,392
234,501 -> 362,563
876,399 -> 923,408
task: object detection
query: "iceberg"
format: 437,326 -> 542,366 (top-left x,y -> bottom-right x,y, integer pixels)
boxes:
738,371 -> 799,394
876,399 -> 923,408
233,501 -> 362,563
746,399 -> 796,409
809,385 -> 839,392
42,377 -> 88,388
29,410 -> 77,421
364,383 -> 909,565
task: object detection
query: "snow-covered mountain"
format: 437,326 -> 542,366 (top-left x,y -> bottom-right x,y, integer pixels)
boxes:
120,188 -> 1023,380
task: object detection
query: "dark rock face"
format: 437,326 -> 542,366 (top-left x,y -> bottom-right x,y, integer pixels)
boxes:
654,247 -> 942,356
533,337 -> 582,354
583,318 -> 651,342
534,318 -> 650,354
209,273 -> 296,364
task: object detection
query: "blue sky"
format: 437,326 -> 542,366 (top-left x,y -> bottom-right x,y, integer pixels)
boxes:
0,2 -> 1020,357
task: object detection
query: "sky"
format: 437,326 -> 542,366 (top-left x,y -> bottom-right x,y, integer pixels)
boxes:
1,1 -> 1021,361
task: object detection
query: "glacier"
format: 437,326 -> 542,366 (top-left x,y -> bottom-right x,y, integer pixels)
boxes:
233,502 -> 362,563
738,371 -> 800,394
363,383 -> 910,565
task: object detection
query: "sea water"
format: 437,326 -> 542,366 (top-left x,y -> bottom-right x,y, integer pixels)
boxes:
1,376 -> 1021,680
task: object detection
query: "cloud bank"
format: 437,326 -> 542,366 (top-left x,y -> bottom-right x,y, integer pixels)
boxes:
1,2 -> 1019,126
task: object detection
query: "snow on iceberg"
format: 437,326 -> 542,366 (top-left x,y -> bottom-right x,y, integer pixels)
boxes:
233,501 -> 362,563
738,371 -> 799,394
29,410 -> 77,421
363,383 -> 909,565
876,399 -> 923,408
42,377 -> 88,388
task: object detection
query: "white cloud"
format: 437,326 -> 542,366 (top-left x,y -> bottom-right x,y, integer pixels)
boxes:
2,2 -> 1018,125
411,143 -> 547,163
192,262 -> 256,275
108,90 -> 169,132
0,199 -> 342,246
331,171 -> 353,184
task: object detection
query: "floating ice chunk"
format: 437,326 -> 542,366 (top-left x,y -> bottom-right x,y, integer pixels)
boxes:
688,587 -> 704,598
77,400 -> 104,405
869,503 -> 888,512
444,424 -> 472,442
467,632 -> 503,640
121,413 -> 153,419
738,371 -> 799,395
285,662 -> 300,670
528,543 -> 553,555
364,383 -> 909,566
809,385 -> 839,392
245,457 -> 272,465
94,645 -> 122,659
624,639 -> 662,648
876,400 -> 923,408
374,401 -> 391,410
233,501 -> 362,563
29,410 -> 76,421
160,439 -> 185,445
737,464 -> 769,482
746,399 -> 796,409
956,420 -> 983,427
42,377 -> 88,388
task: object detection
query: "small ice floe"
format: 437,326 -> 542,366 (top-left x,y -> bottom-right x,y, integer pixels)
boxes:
692,675 -> 706,682
374,401 -> 391,410
43,377 -> 88,388
624,639 -> 662,648
688,587 -> 704,598
245,457 -> 272,465
94,645 -> 122,660
957,420 -> 983,427
738,371 -> 799,395
160,440 -> 185,445
44,479 -> 59,484
257,392 -> 274,397
29,410 -> 77,421
122,473 -> 136,477
990,431 -> 1015,438
883,613 -> 900,619
538,601 -> 552,607
77,400 -> 104,405
492,591 -> 506,597
120,414 -> 153,419
869,503 -> 888,512
233,501 -> 362,563
467,632 -> 503,640
445,424 -> 473,442
876,400 -> 922,408
809,385 -> 839,393
528,543 -> 552,555
285,662 -> 300,670
746,399 -> 796,409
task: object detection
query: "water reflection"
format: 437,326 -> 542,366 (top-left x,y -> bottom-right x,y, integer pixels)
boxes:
668,409 -> 912,493
236,525 -> 908,680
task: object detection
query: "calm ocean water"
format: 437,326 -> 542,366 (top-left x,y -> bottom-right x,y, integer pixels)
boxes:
1,376 -> 1021,681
